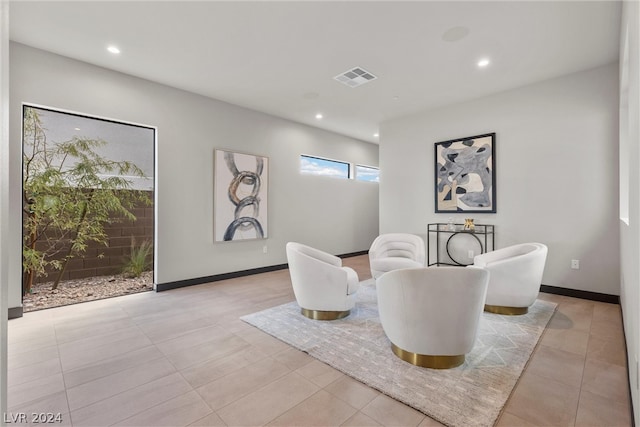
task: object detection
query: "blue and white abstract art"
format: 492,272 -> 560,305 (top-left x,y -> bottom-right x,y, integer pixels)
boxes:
435,133 -> 496,213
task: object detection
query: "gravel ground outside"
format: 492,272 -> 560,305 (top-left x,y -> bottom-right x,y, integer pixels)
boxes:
23,271 -> 154,312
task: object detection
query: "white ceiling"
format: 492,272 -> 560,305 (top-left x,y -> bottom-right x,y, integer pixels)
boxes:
9,1 -> 622,143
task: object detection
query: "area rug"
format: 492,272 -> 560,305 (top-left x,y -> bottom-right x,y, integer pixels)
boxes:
241,279 -> 556,427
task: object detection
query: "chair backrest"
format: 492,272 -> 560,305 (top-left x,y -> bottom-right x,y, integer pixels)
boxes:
377,267 -> 489,356
286,241 -> 342,268
369,233 -> 425,264
474,242 -> 547,268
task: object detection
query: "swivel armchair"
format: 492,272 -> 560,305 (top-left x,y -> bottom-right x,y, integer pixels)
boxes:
369,233 -> 425,280
472,243 -> 548,315
286,242 -> 360,320
377,267 -> 489,369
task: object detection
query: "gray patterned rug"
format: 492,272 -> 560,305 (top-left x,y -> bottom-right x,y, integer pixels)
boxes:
241,279 -> 556,427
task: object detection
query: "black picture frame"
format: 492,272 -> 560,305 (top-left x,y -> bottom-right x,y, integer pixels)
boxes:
434,132 -> 496,213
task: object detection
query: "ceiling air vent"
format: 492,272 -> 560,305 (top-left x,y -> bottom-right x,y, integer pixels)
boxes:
334,67 -> 377,88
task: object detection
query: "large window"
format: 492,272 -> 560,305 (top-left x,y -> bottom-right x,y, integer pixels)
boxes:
355,164 -> 380,182
21,105 -> 156,309
300,155 -> 351,179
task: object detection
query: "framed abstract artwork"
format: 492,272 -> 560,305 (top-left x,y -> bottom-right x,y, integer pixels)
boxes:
214,149 -> 268,242
434,133 -> 496,213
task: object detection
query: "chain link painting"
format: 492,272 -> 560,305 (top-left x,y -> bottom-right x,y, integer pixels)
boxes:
214,149 -> 268,241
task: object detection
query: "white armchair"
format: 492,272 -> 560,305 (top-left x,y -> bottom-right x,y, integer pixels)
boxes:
369,233 -> 425,279
377,267 -> 489,369
472,243 -> 548,315
286,242 -> 360,320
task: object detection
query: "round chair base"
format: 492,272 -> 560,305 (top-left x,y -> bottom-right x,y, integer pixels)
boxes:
301,308 -> 350,320
391,343 -> 465,369
484,304 -> 529,315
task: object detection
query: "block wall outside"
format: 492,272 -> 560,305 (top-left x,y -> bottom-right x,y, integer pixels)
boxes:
32,191 -> 154,284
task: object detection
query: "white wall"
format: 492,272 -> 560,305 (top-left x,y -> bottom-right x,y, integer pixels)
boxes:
620,0 -> 640,422
380,64 -> 620,295
8,43 -> 379,308
0,0 -> 10,417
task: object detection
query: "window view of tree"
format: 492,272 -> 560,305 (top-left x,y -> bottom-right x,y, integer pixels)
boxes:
22,106 -> 153,298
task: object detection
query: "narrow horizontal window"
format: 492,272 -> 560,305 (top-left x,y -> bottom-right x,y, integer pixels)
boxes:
355,164 -> 379,182
300,155 -> 350,179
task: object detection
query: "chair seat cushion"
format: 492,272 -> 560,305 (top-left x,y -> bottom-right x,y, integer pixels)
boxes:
371,257 -> 423,274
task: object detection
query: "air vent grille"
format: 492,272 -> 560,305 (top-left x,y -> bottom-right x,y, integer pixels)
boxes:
334,67 -> 377,88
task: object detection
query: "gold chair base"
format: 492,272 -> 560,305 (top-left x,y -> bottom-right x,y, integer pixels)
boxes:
391,343 -> 465,369
484,304 -> 529,315
301,308 -> 350,320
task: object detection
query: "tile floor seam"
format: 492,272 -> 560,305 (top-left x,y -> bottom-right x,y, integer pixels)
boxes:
7,387 -> 65,413
191,357 -> 288,409
7,370 -> 67,411
168,343 -> 253,373
61,347 -> 152,391
57,329 -> 155,377
266,388 -> 362,427
262,388 -> 327,426
68,372 -> 195,426
65,357 -> 182,413
217,371 -> 325,427
573,306 -> 597,427
209,368 -> 307,420
113,389 -> 214,427
321,372 -> 375,412
68,409 -> 76,426
146,322 -> 228,347
181,346 -> 258,390
52,315 -> 73,423
324,386 -> 367,413
58,358 -> 73,424
173,359 -> 217,414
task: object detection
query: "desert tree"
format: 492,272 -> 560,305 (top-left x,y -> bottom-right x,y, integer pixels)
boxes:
22,107 -> 151,295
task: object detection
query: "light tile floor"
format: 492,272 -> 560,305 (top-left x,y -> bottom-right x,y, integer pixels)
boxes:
7,255 -> 632,426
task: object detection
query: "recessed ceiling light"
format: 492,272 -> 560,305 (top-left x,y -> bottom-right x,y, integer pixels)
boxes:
477,58 -> 490,68
374,133 -> 379,138
74,128 -> 81,131
107,45 -> 121,54
315,113 -> 323,120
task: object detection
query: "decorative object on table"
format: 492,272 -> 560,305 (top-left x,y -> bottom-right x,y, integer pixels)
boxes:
368,233 -> 425,280
473,242 -> 548,315
434,132 -> 496,213
463,218 -> 475,230
285,242 -> 359,320
447,217 -> 456,231
214,149 -> 268,242
427,223 -> 495,267
241,279 -> 556,427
